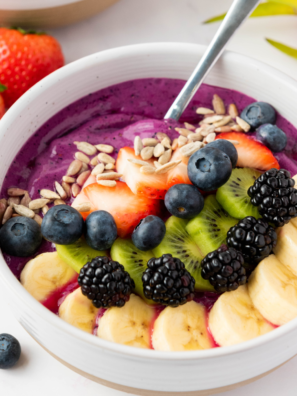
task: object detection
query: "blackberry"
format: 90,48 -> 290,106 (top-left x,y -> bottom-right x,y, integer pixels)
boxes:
78,256 -> 135,308
248,168 -> 297,227
201,246 -> 247,293
142,254 -> 195,307
227,216 -> 277,267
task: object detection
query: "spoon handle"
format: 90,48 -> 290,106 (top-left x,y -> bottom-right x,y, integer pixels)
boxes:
164,0 -> 260,120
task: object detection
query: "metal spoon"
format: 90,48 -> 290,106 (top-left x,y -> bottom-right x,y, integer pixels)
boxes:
164,0 -> 260,120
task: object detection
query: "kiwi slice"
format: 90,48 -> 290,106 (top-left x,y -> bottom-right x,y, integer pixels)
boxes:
56,237 -> 107,273
216,168 -> 261,219
186,195 -> 237,257
110,238 -> 155,304
153,216 -> 214,292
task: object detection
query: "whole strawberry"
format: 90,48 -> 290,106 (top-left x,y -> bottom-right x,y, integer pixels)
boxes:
0,28 -> 64,107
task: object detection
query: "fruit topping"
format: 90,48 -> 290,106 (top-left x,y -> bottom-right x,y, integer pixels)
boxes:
274,221 -> 297,276
152,301 -> 212,351
56,237 -> 107,273
256,124 -> 287,153
0,216 -> 42,257
41,205 -> 84,245
142,254 -> 195,307
97,294 -> 155,349
227,217 -> 277,267
187,146 -> 232,191
216,168 -> 261,220
153,216 -> 213,291
248,168 -> 297,227
59,288 -> 99,333
201,246 -> 247,293
186,195 -> 237,257
83,181 -> 161,237
132,215 -> 166,251
164,184 -> 204,219
207,139 -> 238,168
20,252 -> 77,302
78,256 -> 135,308
209,285 -> 273,347
216,132 -> 280,171
166,148 -> 192,188
85,210 -> 117,251
240,102 -> 276,129
0,334 -> 21,369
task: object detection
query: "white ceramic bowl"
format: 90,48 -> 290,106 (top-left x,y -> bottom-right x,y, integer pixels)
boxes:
0,0 -> 119,28
1,43 -> 297,394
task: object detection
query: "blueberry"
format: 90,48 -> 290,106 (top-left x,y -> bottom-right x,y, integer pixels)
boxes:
41,205 -> 84,245
165,184 -> 204,219
85,210 -> 117,251
256,123 -> 287,152
132,215 -> 166,251
240,102 -> 276,129
0,217 -> 42,257
187,147 -> 232,191
207,139 -> 238,168
0,334 -> 21,369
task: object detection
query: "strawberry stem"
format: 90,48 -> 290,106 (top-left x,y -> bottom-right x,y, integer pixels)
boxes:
0,83 -> 7,93
11,27 -> 45,35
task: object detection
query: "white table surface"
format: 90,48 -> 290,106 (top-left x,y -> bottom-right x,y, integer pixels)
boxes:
1,0 -> 297,394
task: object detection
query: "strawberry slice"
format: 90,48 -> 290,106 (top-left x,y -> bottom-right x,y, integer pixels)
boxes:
216,132 -> 280,171
84,181 -> 161,238
167,148 -> 192,189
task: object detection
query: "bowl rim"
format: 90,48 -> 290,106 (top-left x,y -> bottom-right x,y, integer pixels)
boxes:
1,42 -> 297,361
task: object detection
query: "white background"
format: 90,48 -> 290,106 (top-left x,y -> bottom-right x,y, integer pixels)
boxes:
1,0 -> 297,395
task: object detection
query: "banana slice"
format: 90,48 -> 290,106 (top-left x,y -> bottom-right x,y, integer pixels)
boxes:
274,221 -> 297,276
152,301 -> 211,351
97,294 -> 154,349
248,254 -> 297,325
209,285 -> 273,347
20,252 -> 76,302
59,288 -> 98,333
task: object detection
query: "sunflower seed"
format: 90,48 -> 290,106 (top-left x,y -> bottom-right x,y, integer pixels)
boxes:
105,163 -> 115,170
154,143 -> 165,158
177,135 -> 188,148
175,128 -> 191,137
76,170 -> 91,187
180,142 -> 203,157
55,181 -> 68,200
7,187 -> 27,197
75,152 -> 90,164
20,192 -> 31,207
62,176 -> 76,184
158,149 -> 172,165
214,126 -> 233,133
155,160 -> 181,175
0,201 -> 7,224
34,214 -> 43,226
54,199 -> 66,206
142,138 -> 158,147
213,94 -> 225,115
161,137 -> 171,149
156,132 -> 170,142
8,197 -> 20,206
66,160 -> 82,176
95,144 -> 114,154
172,138 -> 179,150
61,182 -> 71,198
96,172 -> 122,181
91,163 -> 105,175
199,115 -> 223,125
90,156 -> 99,166
228,103 -> 239,118
42,205 -> 49,215
29,199 -> 50,210
236,117 -> 251,132
74,141 -> 97,156
134,136 -> 143,156
2,206 -> 13,224
141,146 -> 154,160
154,161 -> 162,169
79,162 -> 89,174
128,158 -> 149,167
14,204 -> 35,218
196,107 -> 215,115
231,124 -> 243,132
71,184 -> 81,198
184,122 -> 196,130
201,125 -> 216,137
204,132 -> 216,143
72,202 -> 92,212
140,166 -> 156,175
98,152 -> 115,164
40,189 -> 60,200
98,180 -> 117,187
213,116 -> 232,128
188,133 -> 203,142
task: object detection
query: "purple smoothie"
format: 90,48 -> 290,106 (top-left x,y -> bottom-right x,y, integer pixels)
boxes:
2,78 -> 297,280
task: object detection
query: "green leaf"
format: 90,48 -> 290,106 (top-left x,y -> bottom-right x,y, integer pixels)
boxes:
0,84 -> 7,93
266,38 -> 297,59
203,2 -> 296,24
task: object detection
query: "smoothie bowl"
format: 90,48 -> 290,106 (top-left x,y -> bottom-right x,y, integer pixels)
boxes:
1,43 -> 297,394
